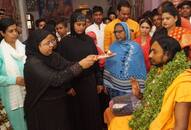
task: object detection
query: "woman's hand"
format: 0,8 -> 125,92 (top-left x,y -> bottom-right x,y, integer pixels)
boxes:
130,77 -> 142,99
16,76 -> 25,86
79,55 -> 98,69
97,85 -> 104,94
109,100 -> 114,109
67,88 -> 76,96
103,87 -> 108,95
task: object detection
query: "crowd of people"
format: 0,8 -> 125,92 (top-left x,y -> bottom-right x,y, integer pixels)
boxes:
0,0 -> 191,130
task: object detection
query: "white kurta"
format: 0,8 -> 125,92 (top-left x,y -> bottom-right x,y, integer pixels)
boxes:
86,22 -> 106,51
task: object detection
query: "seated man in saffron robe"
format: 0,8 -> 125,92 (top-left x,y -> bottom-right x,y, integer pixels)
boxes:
105,36 -> 191,130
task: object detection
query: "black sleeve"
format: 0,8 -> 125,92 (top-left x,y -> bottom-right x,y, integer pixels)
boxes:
51,63 -> 83,87
26,58 -> 83,88
43,52 -> 75,70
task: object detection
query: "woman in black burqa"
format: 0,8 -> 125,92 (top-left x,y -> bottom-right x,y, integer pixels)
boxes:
24,29 -> 97,130
56,11 -> 103,130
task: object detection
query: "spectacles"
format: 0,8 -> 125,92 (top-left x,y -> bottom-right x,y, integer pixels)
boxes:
48,40 -> 57,46
113,30 -> 124,34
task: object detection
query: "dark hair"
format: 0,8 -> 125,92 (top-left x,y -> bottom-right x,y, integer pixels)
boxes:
108,12 -> 117,18
117,1 -> 131,11
0,34 -> 3,41
70,11 -> 86,36
86,13 -> 92,21
161,1 -> 181,26
44,20 -> 56,34
152,27 -> 168,41
35,18 -> 46,27
56,19 -> 68,28
103,17 -> 111,24
47,19 -> 56,27
92,6 -> 103,14
151,36 -> 181,62
140,10 -> 153,20
0,18 -> 16,32
178,0 -> 191,8
152,8 -> 160,17
139,18 -> 153,28
177,3 -> 182,9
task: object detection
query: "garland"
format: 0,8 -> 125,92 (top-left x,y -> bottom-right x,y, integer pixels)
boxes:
129,51 -> 191,130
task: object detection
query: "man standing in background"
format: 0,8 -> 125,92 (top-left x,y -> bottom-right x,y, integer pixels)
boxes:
86,6 -> 105,51
104,1 -> 139,52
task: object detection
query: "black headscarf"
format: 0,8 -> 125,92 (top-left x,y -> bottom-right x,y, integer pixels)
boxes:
70,11 -> 86,37
26,29 -> 72,70
25,29 -> 51,57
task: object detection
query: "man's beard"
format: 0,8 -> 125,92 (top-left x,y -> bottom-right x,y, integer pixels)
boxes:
150,57 -> 167,67
154,63 -> 165,67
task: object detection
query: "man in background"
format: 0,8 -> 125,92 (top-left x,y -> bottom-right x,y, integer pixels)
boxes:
104,1 -> 139,52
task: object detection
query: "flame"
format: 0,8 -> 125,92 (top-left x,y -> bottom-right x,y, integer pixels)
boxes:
107,50 -> 111,54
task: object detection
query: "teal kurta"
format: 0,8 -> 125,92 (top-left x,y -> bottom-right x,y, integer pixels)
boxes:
0,47 -> 27,130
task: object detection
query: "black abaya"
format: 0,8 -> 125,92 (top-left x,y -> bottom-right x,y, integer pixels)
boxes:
24,55 -> 83,130
57,35 -> 103,130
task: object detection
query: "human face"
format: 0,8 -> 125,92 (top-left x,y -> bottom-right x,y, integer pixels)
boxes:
109,14 -> 116,21
181,5 -> 191,19
149,41 -> 168,66
114,25 -> 126,41
162,12 -> 177,30
55,23 -> 68,37
85,19 -> 92,28
38,21 -> 46,29
153,15 -> 162,28
39,34 -> 56,56
93,11 -> 103,24
74,21 -> 86,34
1,24 -> 18,44
140,22 -> 151,36
118,7 -> 130,22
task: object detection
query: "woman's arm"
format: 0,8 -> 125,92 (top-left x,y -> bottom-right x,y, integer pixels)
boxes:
51,55 -> 97,87
28,55 -> 97,87
50,63 -> 83,87
43,52 -> 74,70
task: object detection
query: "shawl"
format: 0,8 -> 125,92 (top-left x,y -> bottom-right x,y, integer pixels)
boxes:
104,22 -> 146,93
